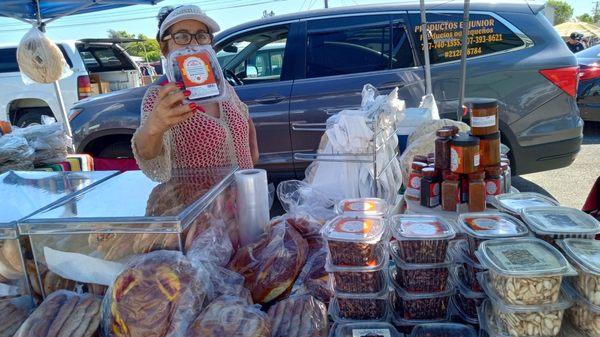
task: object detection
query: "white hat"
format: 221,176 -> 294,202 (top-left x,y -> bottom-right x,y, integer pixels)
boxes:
159,5 -> 220,40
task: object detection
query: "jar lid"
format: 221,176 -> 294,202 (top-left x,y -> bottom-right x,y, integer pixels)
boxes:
322,216 -> 386,243
467,98 -> 498,109
476,132 -> 501,140
452,133 -> 480,147
492,192 -> 559,215
520,206 -> 600,236
422,167 -> 437,178
336,198 -> 388,217
412,162 -> 428,171
458,212 -> 529,239
557,239 -> 600,275
427,153 -> 435,159
475,237 -> 576,277
436,129 -> 454,137
485,166 -> 502,176
468,172 -> 485,180
413,155 -> 428,163
391,215 -> 456,241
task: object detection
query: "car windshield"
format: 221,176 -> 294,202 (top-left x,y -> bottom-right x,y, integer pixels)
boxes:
576,44 -> 600,58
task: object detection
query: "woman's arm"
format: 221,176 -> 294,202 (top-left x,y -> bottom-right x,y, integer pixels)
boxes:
248,118 -> 259,164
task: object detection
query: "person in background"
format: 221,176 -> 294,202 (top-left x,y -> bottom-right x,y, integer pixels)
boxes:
566,32 -> 585,53
132,5 -> 259,182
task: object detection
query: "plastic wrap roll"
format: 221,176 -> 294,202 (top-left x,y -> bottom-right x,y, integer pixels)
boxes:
235,169 -> 269,246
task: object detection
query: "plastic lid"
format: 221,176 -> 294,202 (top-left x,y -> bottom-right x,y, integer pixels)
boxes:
556,238 -> 600,275
412,162 -> 427,171
520,206 -> 600,236
477,132 -> 501,140
477,272 -> 573,313
326,248 -> 389,273
447,240 -> 485,270
333,322 -> 403,337
450,295 -> 480,325
411,323 -> 477,337
322,216 -> 386,243
468,98 -> 498,109
391,215 -> 456,241
389,267 -> 456,299
451,265 -> 487,299
458,213 -> 529,239
475,238 -> 575,277
493,193 -> 559,215
452,133 -> 479,147
436,129 -> 454,138
337,198 -> 388,217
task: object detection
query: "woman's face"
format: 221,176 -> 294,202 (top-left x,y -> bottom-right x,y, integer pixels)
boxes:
161,19 -> 211,55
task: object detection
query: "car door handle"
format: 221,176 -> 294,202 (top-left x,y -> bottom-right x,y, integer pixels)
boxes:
255,95 -> 286,105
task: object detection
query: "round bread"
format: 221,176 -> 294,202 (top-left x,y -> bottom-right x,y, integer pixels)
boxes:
17,28 -> 68,83
0,249 -> 22,280
1,240 -> 23,273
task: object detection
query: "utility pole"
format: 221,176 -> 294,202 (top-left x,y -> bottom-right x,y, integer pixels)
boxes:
324,0 -> 329,8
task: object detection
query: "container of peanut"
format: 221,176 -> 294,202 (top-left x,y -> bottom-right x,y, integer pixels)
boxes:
521,207 -> 600,246
322,215 -> 387,266
336,198 -> 388,217
457,212 -> 529,258
475,238 -> 576,305
557,239 -> 600,306
564,281 -> 600,337
391,215 -> 456,264
479,272 -> 573,337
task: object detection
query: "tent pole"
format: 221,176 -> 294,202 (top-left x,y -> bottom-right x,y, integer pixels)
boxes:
456,0 -> 470,121
52,81 -> 73,139
420,0 -> 432,95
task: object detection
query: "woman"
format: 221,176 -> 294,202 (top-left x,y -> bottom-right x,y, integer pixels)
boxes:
132,5 -> 259,182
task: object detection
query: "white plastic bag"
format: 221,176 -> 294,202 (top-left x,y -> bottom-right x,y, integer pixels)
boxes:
397,93 -> 440,135
11,116 -> 71,164
17,27 -> 72,85
0,134 -> 34,173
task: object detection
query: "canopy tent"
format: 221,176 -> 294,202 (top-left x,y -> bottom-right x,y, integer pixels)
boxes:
0,0 -> 162,139
554,21 -> 600,38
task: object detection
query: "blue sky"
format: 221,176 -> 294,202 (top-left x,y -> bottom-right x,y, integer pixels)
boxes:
0,0 -> 592,44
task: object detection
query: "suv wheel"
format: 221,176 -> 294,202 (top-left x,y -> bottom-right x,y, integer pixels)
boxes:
14,108 -> 54,127
97,141 -> 133,159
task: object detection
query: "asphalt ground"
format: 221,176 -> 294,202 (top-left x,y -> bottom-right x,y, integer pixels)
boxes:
513,122 -> 600,209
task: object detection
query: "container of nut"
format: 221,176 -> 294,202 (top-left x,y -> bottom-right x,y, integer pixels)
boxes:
410,323 -> 478,337
478,272 -> 573,337
556,239 -> 600,306
450,264 -> 487,324
475,237 -> 576,306
390,241 -> 453,293
457,212 -> 529,259
520,207 -> 600,246
331,321 -> 403,337
563,281 -> 600,337
492,192 -> 559,216
336,198 -> 389,218
448,240 -> 487,293
390,215 -> 456,264
390,290 -> 451,335
328,288 -> 390,322
326,249 -> 389,294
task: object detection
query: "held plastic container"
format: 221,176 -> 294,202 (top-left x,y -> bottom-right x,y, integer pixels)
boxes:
458,212 -> 529,258
391,215 -> 456,263
322,215 -> 388,266
329,289 -> 389,322
492,193 -> 559,216
326,251 -> 388,294
520,207 -> 600,246
479,273 -> 572,337
390,269 -> 455,321
448,240 -> 487,292
336,198 -> 388,217
556,239 -> 600,306
475,238 -> 576,305
451,264 -> 487,322
564,282 -> 600,337
410,323 -> 477,337
390,242 -> 452,293
165,45 -> 229,103
331,322 -> 403,337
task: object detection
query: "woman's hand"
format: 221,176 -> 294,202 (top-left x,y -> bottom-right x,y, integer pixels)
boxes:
146,82 -> 197,136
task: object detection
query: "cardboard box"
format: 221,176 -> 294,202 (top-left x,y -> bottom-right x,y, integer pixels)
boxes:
99,82 -> 110,94
90,83 -> 101,95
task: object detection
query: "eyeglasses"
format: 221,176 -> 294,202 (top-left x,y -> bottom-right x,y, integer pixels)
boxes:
163,30 -> 212,45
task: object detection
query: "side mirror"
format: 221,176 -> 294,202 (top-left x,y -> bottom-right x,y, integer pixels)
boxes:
246,65 -> 258,78
223,45 -> 238,53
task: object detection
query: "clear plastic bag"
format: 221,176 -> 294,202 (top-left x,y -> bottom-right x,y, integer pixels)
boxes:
0,134 -> 34,173
14,290 -> 101,337
267,294 -> 328,337
165,45 -> 229,104
11,116 -> 71,164
185,295 -> 270,337
186,216 -> 233,267
228,219 -> 308,305
290,248 -> 332,304
17,27 -> 73,85
276,180 -> 336,223
0,297 -> 31,337
102,250 -> 212,337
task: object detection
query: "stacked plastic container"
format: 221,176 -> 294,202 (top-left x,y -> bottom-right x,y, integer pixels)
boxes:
520,206 -> 600,247
324,198 -> 390,323
557,239 -> 600,337
452,213 -> 530,324
475,237 -> 576,337
410,323 -> 477,337
389,215 -> 456,330
492,193 -> 559,217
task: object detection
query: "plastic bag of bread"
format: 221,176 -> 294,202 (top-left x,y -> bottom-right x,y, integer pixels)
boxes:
228,219 -> 308,304
290,248 -> 332,304
11,116 -> 72,165
102,250 -> 212,337
17,27 -> 72,84
267,294 -> 328,337
0,298 -> 30,337
185,295 -> 270,337
186,217 -> 233,267
14,290 -> 101,337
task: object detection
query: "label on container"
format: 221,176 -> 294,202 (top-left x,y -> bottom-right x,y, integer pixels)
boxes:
429,182 -> 441,207
535,213 -> 586,231
406,173 -> 421,199
451,147 -> 460,171
330,218 -> 382,240
485,179 -> 502,203
487,242 -> 562,272
176,52 -> 219,99
352,329 -> 392,337
401,220 -> 447,237
471,115 -> 496,127
344,200 -> 377,212
464,215 -> 525,236
474,153 -> 480,167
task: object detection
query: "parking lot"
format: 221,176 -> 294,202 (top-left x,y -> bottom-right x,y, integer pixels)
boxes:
513,122 -> 600,208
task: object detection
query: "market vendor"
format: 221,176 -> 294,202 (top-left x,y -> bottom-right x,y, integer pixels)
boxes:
132,5 -> 259,182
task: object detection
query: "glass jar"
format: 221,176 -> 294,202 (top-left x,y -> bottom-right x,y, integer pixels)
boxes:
468,172 -> 486,212
478,132 -> 501,167
435,129 -> 454,172
501,161 -> 511,193
421,167 -> 441,208
451,133 -> 480,174
469,98 -> 499,136
413,155 -> 428,164
406,162 -> 427,201
442,172 -> 460,212
485,166 -> 502,204
460,174 -> 469,204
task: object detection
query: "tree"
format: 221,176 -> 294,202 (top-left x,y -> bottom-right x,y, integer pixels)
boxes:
107,30 -> 162,62
577,13 -> 594,23
547,0 -> 574,25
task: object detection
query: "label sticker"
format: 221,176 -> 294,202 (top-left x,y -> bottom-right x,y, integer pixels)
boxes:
352,329 -> 392,337
451,147 -> 461,171
176,52 -> 220,99
474,153 -> 480,167
345,201 -> 376,212
471,115 -> 497,127
488,242 -> 561,271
